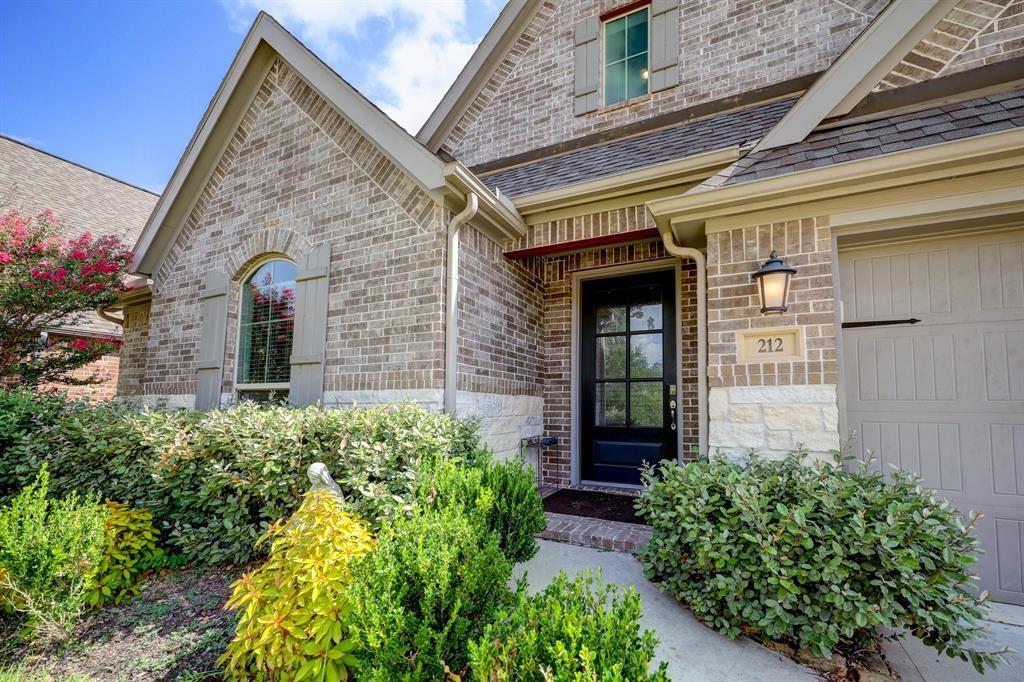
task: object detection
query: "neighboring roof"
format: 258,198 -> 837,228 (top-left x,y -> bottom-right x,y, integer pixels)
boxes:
479,98 -> 794,198
724,86 -> 1024,186
0,135 -> 158,244
134,12 -> 522,276
0,135 -> 159,336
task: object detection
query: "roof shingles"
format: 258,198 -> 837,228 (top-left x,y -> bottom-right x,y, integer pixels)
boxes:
724,87 -> 1024,185
479,98 -> 795,198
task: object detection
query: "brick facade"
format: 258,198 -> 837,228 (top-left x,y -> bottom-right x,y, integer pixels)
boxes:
705,217 -> 840,461
706,217 -> 837,389
457,226 -> 545,397
529,204 -> 700,486
443,0 -> 886,167
42,345 -> 121,403
143,59 -> 447,400
877,0 -> 1024,90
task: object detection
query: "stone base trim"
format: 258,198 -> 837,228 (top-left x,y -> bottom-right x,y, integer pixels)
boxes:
709,384 -> 839,463
538,512 -> 651,553
456,392 -> 544,460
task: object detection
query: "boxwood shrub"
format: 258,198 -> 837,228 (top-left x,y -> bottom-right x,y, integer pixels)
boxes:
0,390 -> 482,565
636,454 -> 1008,672
417,454 -> 546,563
469,570 -> 669,681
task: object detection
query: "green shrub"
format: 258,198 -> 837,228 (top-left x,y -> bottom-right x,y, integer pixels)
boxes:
0,392 -> 482,566
220,490 -> 375,681
87,502 -> 163,608
636,454 -> 1008,672
469,570 -> 668,681
418,454 -> 545,563
0,466 -> 108,641
350,507 -> 514,680
0,389 -> 157,507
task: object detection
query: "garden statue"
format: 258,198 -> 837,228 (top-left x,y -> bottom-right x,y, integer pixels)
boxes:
306,462 -> 343,500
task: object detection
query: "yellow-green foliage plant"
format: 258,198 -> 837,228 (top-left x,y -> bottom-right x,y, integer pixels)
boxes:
220,490 -> 375,681
87,502 -> 162,607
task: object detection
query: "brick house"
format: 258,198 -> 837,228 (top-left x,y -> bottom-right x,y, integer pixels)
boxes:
116,1 -> 1024,603
0,135 -> 158,401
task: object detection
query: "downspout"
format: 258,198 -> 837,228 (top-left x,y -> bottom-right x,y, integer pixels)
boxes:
658,224 -> 709,456
444,192 -> 479,414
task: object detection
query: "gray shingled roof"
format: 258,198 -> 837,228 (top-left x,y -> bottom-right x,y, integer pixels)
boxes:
479,98 -> 795,198
724,87 -> 1024,185
0,136 -> 159,336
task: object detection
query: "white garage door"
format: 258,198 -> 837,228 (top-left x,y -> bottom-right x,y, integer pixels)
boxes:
840,229 -> 1024,606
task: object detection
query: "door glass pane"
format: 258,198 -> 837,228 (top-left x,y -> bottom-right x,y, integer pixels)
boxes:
597,304 -> 627,333
630,333 -> 663,378
630,298 -> 662,331
630,382 -> 663,427
626,52 -> 649,100
597,336 -> 627,378
596,383 -> 627,426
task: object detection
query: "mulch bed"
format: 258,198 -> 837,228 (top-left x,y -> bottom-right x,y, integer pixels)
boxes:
542,488 -> 644,524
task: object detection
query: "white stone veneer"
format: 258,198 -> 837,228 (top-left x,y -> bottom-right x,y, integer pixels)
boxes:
325,389 -> 545,459
709,385 -> 840,463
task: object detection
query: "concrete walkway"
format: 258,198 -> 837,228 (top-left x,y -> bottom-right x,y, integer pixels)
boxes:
515,539 -> 1024,682
514,540 -> 814,681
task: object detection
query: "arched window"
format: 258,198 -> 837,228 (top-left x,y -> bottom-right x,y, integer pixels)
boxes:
237,259 -> 297,393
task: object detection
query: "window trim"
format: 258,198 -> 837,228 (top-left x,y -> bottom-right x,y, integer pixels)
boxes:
233,255 -> 297,395
601,3 -> 651,108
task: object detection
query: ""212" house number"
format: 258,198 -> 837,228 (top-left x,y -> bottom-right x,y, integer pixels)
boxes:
737,327 -> 804,363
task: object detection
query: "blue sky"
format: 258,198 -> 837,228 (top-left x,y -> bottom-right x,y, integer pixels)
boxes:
1,0 -> 504,194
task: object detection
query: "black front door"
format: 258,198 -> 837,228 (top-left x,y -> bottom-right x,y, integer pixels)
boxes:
580,269 -> 677,485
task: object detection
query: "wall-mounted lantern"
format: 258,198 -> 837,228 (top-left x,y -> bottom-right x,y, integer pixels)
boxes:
752,250 -> 796,314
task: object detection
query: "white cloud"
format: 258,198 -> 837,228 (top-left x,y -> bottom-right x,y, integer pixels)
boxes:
222,0 -> 480,133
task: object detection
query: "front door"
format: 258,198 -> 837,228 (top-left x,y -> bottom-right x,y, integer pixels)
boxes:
580,269 -> 677,485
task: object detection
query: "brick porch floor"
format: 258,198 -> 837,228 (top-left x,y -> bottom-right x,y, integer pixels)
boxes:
538,485 -> 652,553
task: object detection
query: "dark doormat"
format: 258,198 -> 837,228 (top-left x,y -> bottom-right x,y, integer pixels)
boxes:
542,489 -> 644,525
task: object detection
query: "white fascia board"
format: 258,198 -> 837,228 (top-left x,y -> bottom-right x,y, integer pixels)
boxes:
417,0 -> 539,151
755,0 -> 956,153
133,12 -> 447,275
648,127 -> 1024,234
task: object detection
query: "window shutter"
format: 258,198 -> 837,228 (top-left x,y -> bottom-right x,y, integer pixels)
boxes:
650,0 -> 680,93
574,16 -> 600,115
289,244 -> 331,406
195,270 -> 229,410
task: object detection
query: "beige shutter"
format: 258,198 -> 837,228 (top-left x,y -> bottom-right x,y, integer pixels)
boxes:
195,270 -> 229,410
649,0 -> 680,93
574,16 -> 600,115
289,244 -> 331,406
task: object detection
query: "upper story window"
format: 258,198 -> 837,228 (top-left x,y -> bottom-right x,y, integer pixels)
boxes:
237,258 -> 296,392
603,5 -> 649,106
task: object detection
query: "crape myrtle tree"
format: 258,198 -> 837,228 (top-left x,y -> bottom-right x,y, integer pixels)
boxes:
0,209 -> 131,386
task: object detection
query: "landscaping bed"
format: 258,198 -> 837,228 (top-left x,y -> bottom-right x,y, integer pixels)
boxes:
3,567 -> 239,681
0,391 -> 670,680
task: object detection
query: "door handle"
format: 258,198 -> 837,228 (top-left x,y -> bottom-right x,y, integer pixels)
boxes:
668,385 -> 677,431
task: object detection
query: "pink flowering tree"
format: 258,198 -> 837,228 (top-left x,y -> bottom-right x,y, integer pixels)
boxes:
0,209 -> 132,386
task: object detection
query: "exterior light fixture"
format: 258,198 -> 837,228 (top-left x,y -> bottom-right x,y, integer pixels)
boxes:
752,250 -> 796,314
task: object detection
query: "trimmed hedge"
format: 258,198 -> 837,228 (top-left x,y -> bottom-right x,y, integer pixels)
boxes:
0,390 -> 481,565
636,454 -> 1008,673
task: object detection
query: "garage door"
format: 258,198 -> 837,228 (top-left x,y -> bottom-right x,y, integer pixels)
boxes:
840,229 -> 1024,606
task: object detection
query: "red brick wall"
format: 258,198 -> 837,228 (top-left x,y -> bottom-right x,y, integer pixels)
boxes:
42,350 -> 121,403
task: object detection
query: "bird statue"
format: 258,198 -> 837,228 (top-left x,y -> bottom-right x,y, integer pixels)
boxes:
307,462 -> 344,500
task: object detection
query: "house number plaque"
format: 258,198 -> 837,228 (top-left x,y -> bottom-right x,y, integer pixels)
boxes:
737,326 -> 805,363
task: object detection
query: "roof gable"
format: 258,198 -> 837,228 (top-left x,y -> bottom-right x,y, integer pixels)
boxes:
133,12 -> 451,276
